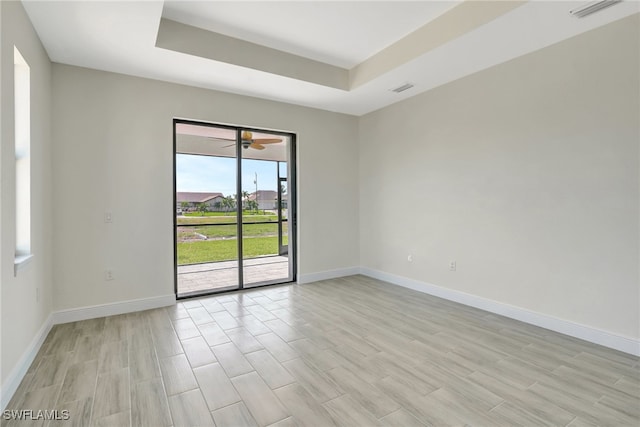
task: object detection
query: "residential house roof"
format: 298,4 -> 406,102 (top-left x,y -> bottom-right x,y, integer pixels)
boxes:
177,192 -> 223,203
247,190 -> 287,201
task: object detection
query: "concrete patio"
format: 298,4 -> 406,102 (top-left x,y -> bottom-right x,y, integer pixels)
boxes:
177,255 -> 290,296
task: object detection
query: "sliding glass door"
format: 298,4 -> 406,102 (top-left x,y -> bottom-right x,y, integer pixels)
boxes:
174,120 -> 296,298
241,136 -> 293,288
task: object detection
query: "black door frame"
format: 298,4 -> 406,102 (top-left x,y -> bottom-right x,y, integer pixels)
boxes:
173,118 -> 297,299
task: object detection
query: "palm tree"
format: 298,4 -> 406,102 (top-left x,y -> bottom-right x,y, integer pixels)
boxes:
197,202 -> 207,216
222,195 -> 236,212
241,191 -> 250,212
213,200 -> 222,212
279,184 -> 287,210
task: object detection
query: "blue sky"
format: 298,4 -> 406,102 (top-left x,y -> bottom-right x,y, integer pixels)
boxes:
176,154 -> 283,196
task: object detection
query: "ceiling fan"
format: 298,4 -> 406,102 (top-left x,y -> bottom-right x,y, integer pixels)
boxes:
216,130 -> 282,150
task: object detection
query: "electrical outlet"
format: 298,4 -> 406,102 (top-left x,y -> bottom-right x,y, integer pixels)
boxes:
407,254 -> 413,262
449,261 -> 456,271
104,212 -> 112,223
105,270 -> 114,281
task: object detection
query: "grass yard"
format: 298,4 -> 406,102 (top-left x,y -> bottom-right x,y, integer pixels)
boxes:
178,222 -> 287,241
177,215 -> 278,225
184,210 -> 270,217
177,236 -> 279,264
183,212 -> 234,217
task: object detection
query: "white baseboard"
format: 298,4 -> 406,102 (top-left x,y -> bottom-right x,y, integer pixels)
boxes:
52,294 -> 176,324
360,267 -> 640,356
297,267 -> 361,284
1,314 -> 53,410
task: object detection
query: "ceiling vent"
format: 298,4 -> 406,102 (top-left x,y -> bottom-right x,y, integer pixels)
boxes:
390,83 -> 414,94
569,0 -> 621,18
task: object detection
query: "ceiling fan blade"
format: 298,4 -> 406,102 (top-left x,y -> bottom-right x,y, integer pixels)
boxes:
250,143 -> 266,150
222,143 -> 235,148
207,136 -> 236,141
252,139 -> 281,144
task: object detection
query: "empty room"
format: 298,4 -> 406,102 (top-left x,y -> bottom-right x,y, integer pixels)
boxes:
1,0 -> 639,426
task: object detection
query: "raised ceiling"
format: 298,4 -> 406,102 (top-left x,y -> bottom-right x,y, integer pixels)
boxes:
163,1 -> 460,69
22,1 -> 639,116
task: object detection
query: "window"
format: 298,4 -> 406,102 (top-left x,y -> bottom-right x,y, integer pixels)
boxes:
14,47 -> 32,273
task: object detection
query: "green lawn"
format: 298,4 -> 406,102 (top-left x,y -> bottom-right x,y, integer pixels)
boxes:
183,211 -> 233,217
177,215 -> 277,225
177,237 -> 279,264
183,210 -> 271,217
178,222 -> 287,241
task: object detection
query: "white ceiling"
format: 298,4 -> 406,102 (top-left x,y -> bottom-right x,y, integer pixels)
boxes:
22,0 -> 640,116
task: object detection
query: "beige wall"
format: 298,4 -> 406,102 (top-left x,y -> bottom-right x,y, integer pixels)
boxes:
51,65 -> 359,311
1,0 -> 53,384
359,14 -> 639,340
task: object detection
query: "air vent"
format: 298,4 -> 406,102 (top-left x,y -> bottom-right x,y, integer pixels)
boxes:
390,83 -> 414,93
569,0 -> 621,18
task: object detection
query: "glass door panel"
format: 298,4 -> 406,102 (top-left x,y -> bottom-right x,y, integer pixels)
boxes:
175,122 -> 240,297
241,131 -> 292,288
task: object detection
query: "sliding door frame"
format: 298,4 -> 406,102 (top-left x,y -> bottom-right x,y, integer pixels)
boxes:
173,118 -> 297,299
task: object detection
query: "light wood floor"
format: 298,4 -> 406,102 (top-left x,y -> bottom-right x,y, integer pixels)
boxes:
4,276 -> 639,426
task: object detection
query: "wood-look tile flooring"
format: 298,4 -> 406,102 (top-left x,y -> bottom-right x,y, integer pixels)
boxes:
4,275 -> 639,426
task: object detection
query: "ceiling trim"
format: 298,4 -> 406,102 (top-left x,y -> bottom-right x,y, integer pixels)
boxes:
156,1 -> 527,93
350,0 -> 526,88
156,18 -> 350,91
